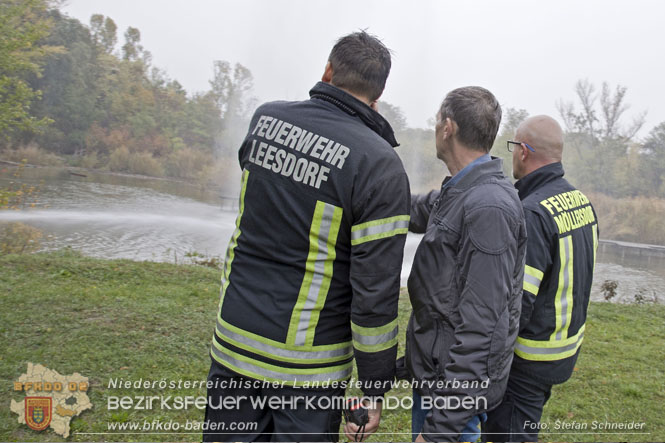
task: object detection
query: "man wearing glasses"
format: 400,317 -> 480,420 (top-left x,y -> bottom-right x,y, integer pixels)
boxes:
483,115 -> 599,442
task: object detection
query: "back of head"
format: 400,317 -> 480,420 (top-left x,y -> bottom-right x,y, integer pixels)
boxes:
517,115 -> 564,162
439,86 -> 502,152
328,31 -> 391,102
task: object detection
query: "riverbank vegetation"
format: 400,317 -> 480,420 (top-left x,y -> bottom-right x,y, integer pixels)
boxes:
1,0 -> 245,187
2,0 -> 665,244
1,252 -> 664,442
0,161 -> 44,253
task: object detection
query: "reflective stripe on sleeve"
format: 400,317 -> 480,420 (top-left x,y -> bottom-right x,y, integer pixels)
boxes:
515,324 -> 585,361
523,265 -> 544,295
350,215 -> 409,245
351,319 -> 398,353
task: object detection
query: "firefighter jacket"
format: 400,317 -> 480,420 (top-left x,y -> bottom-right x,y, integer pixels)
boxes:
209,82 -> 411,396
406,158 -> 527,441
512,162 -> 599,384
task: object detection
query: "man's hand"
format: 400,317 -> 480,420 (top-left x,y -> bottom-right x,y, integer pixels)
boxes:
415,432 -> 426,442
343,399 -> 382,442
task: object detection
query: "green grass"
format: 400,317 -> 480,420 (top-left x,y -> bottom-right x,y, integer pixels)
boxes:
1,251 -> 664,441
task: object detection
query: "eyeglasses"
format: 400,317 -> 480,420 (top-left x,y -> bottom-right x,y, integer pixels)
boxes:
507,140 -> 535,152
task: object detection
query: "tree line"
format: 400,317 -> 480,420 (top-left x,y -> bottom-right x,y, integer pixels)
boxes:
1,0 -> 254,184
2,1 -> 664,243
382,84 -> 665,244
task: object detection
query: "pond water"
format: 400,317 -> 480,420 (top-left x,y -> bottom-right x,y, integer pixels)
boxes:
1,166 -> 663,304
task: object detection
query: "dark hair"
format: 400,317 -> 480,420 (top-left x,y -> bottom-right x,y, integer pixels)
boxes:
439,86 -> 502,152
328,31 -> 391,102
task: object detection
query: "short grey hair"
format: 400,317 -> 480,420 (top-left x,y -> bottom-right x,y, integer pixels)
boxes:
438,86 -> 502,152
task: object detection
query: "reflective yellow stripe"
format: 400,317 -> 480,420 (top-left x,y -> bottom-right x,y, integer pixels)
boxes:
551,235 -> 574,341
516,325 -> 585,361
305,205 -> 343,347
218,169 -> 249,310
351,319 -> 398,353
215,316 -> 352,365
563,236 -> 574,340
525,265 -> 544,282
210,338 -> 353,385
523,280 -> 539,295
592,223 -> 598,270
351,215 -> 409,245
287,201 -> 343,346
523,265 -> 544,295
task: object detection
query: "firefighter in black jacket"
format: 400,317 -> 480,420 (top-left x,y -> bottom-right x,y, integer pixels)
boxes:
484,115 -> 599,442
203,32 -> 410,442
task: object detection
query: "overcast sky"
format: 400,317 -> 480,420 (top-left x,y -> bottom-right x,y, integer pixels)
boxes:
61,0 -> 664,136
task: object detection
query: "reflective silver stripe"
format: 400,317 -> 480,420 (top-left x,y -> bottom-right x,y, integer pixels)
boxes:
352,326 -> 398,346
523,273 -> 541,290
216,318 -> 351,361
210,345 -> 353,383
294,203 -> 336,346
351,219 -> 409,241
556,237 -> 571,341
516,331 -> 584,355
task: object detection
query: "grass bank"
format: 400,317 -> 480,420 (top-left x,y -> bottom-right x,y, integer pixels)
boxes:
1,252 -> 663,442
0,146 -> 234,188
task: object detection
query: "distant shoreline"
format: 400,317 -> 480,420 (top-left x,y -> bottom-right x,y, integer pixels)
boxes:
0,158 -> 200,186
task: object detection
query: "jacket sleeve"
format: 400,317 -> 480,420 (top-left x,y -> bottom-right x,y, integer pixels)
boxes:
409,190 -> 439,233
350,172 -> 411,396
423,204 -> 524,441
520,209 -> 553,331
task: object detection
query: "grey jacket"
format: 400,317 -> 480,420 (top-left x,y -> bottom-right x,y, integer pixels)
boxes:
405,158 -> 527,441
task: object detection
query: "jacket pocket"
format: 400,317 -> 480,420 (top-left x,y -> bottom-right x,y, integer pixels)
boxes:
487,306 -> 510,379
433,319 -> 452,378
406,307 -> 439,381
434,216 -> 461,252
431,320 -> 441,372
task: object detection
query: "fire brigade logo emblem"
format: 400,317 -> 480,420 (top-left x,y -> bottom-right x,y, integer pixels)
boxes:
25,397 -> 52,431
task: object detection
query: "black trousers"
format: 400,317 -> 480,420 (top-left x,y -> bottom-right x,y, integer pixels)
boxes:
482,373 -> 552,442
203,362 -> 345,442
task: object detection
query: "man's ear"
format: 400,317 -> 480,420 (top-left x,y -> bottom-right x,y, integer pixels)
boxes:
321,61 -> 333,83
521,143 -> 530,162
444,118 -> 456,139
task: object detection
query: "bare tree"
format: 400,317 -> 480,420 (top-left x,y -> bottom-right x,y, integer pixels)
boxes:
559,79 -> 646,142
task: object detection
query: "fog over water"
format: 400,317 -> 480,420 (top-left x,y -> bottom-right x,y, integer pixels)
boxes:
1,168 -> 662,304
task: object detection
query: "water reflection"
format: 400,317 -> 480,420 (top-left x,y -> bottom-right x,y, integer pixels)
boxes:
1,166 -> 663,304
0,167 -> 237,261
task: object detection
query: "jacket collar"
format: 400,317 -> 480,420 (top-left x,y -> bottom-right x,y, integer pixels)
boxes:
514,162 -> 565,200
309,82 -> 399,147
441,157 -> 505,194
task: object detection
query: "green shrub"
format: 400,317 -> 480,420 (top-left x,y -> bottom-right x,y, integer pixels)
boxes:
108,146 -> 130,172
80,151 -> 101,169
127,151 -> 164,177
589,192 -> 665,245
165,147 -> 209,179
197,159 -> 238,187
0,144 -> 63,166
